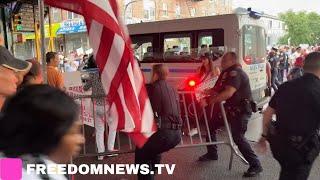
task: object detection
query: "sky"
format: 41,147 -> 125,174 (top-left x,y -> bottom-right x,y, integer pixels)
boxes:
233,0 -> 320,15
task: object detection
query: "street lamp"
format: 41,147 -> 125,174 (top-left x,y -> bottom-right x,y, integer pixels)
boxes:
124,0 -> 140,24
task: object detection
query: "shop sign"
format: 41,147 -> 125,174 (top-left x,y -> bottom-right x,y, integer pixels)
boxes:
57,18 -> 87,34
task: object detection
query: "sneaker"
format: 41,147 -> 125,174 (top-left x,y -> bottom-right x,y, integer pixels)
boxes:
198,153 -> 218,162
188,128 -> 198,136
97,156 -> 104,160
243,166 -> 263,177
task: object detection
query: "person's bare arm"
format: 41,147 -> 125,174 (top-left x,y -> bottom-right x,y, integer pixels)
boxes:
256,106 -> 276,153
57,72 -> 66,91
262,106 -> 275,136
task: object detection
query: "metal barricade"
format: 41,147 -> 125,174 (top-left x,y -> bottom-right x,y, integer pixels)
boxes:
72,91 -> 248,170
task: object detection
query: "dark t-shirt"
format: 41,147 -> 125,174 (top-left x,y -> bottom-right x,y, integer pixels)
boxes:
269,73 -> 320,136
214,64 -> 252,106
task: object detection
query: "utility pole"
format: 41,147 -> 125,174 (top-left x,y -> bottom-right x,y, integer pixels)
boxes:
124,0 -> 139,24
38,0 -> 47,83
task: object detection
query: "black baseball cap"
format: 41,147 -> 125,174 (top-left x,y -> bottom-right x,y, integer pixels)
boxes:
0,46 -> 31,71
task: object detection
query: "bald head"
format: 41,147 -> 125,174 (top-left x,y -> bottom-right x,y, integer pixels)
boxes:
221,52 -> 237,70
303,52 -> 320,77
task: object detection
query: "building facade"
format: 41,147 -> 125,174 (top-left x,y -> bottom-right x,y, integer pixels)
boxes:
3,1 -> 233,60
119,0 -> 233,24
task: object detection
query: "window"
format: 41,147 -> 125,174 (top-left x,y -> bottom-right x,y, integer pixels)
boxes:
131,36 -> 153,62
67,11 -> 73,19
143,0 -> 155,20
163,3 -> 168,17
51,8 -> 62,23
198,35 -> 212,54
190,8 -> 196,17
164,34 -> 191,61
243,25 -> 266,64
144,10 -> 150,19
269,20 -> 272,28
175,5 -> 181,18
219,0 -> 226,6
67,12 -> 79,19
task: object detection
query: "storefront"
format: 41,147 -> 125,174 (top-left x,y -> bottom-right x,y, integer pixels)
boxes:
56,18 -> 90,60
13,23 -> 61,60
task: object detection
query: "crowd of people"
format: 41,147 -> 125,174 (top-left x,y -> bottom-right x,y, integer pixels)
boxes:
267,45 -> 320,93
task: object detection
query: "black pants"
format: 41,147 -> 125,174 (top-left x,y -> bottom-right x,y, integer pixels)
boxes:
206,109 -> 261,167
135,129 -> 181,180
278,68 -> 285,83
271,68 -> 281,91
269,135 -> 320,180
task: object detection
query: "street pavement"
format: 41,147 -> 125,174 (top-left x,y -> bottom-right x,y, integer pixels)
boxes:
73,115 -> 320,180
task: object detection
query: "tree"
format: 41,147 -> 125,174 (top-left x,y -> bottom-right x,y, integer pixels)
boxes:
278,11 -> 320,46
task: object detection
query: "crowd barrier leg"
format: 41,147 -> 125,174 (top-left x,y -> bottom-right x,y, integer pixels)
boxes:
80,98 -> 87,155
202,105 -> 212,142
220,102 -> 249,170
191,95 -> 203,143
181,94 -> 193,144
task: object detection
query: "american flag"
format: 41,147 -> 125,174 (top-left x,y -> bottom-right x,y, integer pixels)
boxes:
44,0 -> 156,148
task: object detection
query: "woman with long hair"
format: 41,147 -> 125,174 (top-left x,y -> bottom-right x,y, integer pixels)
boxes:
188,53 -> 220,136
83,55 -> 117,160
198,53 -> 220,81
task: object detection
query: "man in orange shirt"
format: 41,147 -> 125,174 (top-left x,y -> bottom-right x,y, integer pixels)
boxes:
46,52 -> 65,90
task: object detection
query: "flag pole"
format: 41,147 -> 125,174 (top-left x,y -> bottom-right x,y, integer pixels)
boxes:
38,0 -> 47,83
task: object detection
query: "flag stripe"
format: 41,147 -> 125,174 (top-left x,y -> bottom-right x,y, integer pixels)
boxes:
88,20 -> 104,61
83,2 -> 122,36
100,34 -> 124,94
89,0 -> 118,24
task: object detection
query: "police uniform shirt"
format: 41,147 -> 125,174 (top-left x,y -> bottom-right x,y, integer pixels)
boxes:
269,73 -> 320,136
149,80 -> 181,124
214,64 -> 252,106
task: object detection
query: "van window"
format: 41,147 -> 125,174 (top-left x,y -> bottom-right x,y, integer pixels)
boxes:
131,35 -> 153,62
198,35 -> 212,56
243,25 -> 266,64
163,34 -> 191,61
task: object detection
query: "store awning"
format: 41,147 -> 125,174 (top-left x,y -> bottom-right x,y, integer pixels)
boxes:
56,18 -> 87,35
56,25 -> 87,35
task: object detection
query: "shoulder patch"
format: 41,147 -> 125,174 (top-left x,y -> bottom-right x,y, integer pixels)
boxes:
229,71 -> 238,77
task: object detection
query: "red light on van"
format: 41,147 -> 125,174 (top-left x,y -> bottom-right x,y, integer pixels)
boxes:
188,80 -> 196,87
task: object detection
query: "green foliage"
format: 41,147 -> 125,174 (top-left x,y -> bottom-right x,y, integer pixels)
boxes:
279,10 -> 320,46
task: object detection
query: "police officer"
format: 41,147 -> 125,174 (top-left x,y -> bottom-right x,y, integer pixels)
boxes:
258,52 -> 320,180
199,52 -> 263,177
269,47 -> 281,91
278,48 -> 289,83
135,64 -> 182,180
